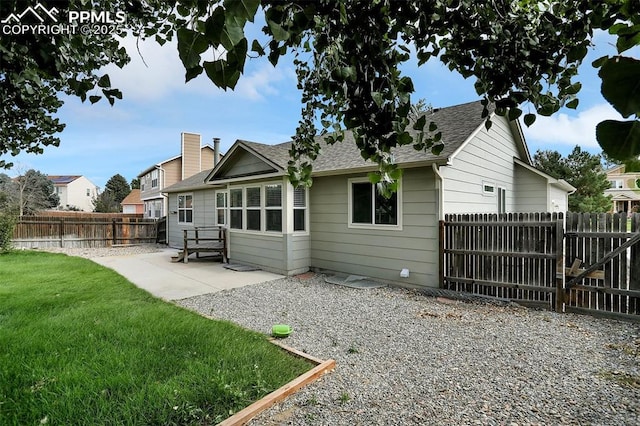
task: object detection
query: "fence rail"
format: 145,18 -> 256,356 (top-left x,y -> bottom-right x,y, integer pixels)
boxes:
440,212 -> 640,321
12,215 -> 159,248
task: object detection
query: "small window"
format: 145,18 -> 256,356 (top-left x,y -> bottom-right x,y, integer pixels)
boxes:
177,194 -> 193,223
293,186 -> 306,232
215,191 -> 227,225
265,184 -> 282,232
229,188 -> 243,229
349,179 -> 399,227
86,188 -> 91,197
483,181 -> 495,195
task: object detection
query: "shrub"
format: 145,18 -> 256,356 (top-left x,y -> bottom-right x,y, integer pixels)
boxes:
0,211 -> 17,252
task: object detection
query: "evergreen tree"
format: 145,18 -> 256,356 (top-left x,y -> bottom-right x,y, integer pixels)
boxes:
533,146 -> 612,213
105,174 -> 131,204
93,174 -> 131,213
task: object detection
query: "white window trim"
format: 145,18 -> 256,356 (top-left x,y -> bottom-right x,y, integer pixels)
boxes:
228,182 -> 285,235
292,186 -> 309,234
177,193 -> 194,225
264,183 -> 283,233
482,181 -> 496,196
347,177 -> 403,231
215,190 -> 228,226
151,169 -> 159,189
229,188 -> 243,230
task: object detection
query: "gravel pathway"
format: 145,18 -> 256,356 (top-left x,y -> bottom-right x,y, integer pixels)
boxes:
36,244 -> 161,258
177,274 -> 640,426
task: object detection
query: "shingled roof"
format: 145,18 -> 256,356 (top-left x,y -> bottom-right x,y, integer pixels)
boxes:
209,100 -> 492,182
196,100 -> 517,186
163,168 -> 216,193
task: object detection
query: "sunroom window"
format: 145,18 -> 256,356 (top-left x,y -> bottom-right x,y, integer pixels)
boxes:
265,184 -> 282,232
293,186 -> 306,231
246,187 -> 261,231
229,188 -> 243,229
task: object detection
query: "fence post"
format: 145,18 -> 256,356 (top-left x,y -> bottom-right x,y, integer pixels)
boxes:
112,218 -> 117,247
555,215 -> 565,312
59,218 -> 64,248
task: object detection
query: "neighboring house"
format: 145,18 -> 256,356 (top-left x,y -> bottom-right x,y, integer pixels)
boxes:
163,101 -> 575,288
604,164 -> 640,213
120,189 -> 144,214
137,132 -> 221,218
49,175 -> 99,212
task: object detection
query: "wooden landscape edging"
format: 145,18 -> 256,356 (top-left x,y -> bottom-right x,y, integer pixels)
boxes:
217,340 -> 335,426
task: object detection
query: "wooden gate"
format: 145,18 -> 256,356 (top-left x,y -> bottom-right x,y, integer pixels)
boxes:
564,212 -> 640,320
440,212 -> 640,321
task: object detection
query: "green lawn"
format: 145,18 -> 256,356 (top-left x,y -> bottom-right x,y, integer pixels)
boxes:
0,251 -> 311,425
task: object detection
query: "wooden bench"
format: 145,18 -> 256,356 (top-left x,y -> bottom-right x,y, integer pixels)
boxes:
172,226 -> 227,263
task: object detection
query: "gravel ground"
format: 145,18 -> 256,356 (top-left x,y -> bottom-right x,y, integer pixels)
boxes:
177,274 -> 640,426
34,244 -> 162,258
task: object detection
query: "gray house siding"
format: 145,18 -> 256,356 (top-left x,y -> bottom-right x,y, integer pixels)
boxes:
166,189 -> 215,248
227,230 -> 309,276
309,168 -> 439,288
220,149 -> 275,177
440,116 -> 523,214
514,166 -> 548,213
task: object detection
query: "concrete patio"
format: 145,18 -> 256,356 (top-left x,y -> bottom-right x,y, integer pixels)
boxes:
92,248 -> 284,301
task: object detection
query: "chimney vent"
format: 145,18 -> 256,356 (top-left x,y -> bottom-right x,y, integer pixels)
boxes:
213,138 -> 221,166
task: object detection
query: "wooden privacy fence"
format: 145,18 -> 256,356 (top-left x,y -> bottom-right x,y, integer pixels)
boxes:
12,215 -> 160,248
440,213 -> 563,310
440,212 -> 640,321
564,212 -> 640,320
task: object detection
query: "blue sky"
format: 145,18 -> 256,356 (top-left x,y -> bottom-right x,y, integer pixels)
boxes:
4,28 -> 634,189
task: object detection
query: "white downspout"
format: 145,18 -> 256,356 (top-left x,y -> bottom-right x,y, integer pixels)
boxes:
432,163 -> 444,221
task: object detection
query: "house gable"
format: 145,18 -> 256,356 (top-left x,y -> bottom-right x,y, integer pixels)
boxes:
206,141 -> 286,183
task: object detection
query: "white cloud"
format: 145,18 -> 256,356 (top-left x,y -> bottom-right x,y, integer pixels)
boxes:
103,36 -> 294,102
522,103 -> 623,148
103,36 -> 188,101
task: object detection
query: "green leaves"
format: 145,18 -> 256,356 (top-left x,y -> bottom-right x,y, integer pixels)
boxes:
596,56 -> 640,160
599,57 -> 640,118
204,60 -> 241,89
223,0 -> 260,23
596,120 -> 640,161
177,28 -> 209,72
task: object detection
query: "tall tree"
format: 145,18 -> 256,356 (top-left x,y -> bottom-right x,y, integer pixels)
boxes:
130,178 -> 140,190
1,1 -> 639,184
93,191 -> 120,213
105,174 -> 131,204
7,169 -> 59,215
93,173 -> 131,212
534,147 -> 612,213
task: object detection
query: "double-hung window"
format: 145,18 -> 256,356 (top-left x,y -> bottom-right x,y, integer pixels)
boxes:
349,178 -> 400,228
151,169 -> 159,188
265,184 -> 282,232
177,194 -> 193,223
293,186 -> 306,232
246,187 -> 261,231
229,188 -> 243,229
216,191 -> 227,226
